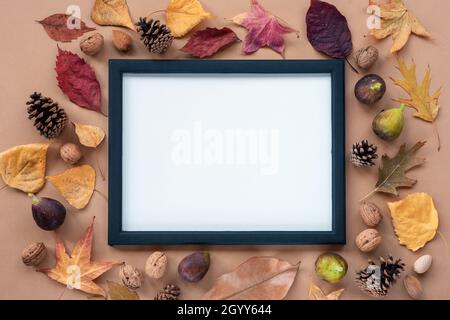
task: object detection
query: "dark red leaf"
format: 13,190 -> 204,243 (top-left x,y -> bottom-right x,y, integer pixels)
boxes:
306,0 -> 352,59
55,47 -> 101,113
38,14 -> 96,43
181,27 -> 240,58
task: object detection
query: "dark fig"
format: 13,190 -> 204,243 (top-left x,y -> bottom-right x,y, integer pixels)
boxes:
372,104 -> 405,141
354,74 -> 386,105
178,252 -> 210,283
29,194 -> 66,231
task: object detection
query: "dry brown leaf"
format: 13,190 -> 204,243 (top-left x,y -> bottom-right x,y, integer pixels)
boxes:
47,165 -> 96,209
308,282 -> 344,300
73,123 -> 106,148
166,0 -> 212,38
91,0 -> 135,31
388,192 -> 438,252
108,281 -> 140,300
202,256 -> 299,300
0,143 -> 49,193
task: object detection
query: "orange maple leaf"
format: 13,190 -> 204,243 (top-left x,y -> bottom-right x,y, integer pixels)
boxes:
39,218 -> 119,297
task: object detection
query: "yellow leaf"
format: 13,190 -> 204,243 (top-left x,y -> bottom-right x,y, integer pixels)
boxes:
369,0 -> 431,53
91,0 -> 135,31
308,282 -> 344,300
166,0 -> 211,38
0,143 -> 49,193
108,281 -> 140,300
47,165 -> 96,209
73,123 -> 106,148
388,192 -> 438,252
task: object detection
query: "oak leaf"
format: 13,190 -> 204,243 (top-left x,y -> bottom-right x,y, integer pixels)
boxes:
56,47 -> 102,114
369,0 -> 431,53
47,165 -> 96,209
107,281 -> 140,300
0,143 -> 49,193
388,192 -> 438,251
91,0 -> 135,30
202,256 -> 299,300
166,0 -> 211,38
308,282 -> 344,300
73,123 -> 106,148
181,27 -> 240,58
38,14 -> 95,43
231,0 -> 296,56
39,218 -> 119,297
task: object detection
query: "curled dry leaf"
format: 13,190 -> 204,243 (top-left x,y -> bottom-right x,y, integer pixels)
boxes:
73,123 -> 106,148
308,282 -> 344,300
166,0 -> 211,38
0,143 -> 49,193
202,256 -> 299,300
39,218 -> 119,297
47,165 -> 96,209
38,14 -> 95,43
91,0 -> 135,30
107,281 -> 140,300
181,27 -> 240,58
388,192 -> 438,252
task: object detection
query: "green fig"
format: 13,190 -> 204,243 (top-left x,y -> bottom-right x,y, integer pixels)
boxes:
315,252 -> 347,284
372,104 -> 405,141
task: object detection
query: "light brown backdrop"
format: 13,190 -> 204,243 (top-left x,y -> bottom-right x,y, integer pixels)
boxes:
0,0 -> 449,300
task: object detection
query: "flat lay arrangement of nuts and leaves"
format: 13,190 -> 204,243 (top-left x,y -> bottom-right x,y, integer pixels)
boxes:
0,0 -> 448,300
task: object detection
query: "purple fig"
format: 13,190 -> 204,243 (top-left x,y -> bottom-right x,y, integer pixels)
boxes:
178,252 -> 210,283
29,194 -> 66,231
355,74 -> 386,105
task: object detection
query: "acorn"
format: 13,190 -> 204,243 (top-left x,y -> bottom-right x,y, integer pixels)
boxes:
29,194 -> 66,231
372,104 -> 405,141
355,74 -> 386,105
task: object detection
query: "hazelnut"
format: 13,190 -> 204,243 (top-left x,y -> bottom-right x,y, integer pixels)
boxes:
354,46 -> 378,70
404,274 -> 422,299
60,143 -> 83,165
112,30 -> 132,53
145,251 -> 168,279
355,229 -> 382,253
359,202 -> 382,227
119,264 -> 142,290
22,242 -> 47,266
80,32 -> 104,56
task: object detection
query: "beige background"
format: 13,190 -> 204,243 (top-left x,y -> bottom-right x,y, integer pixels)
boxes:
0,0 -> 449,300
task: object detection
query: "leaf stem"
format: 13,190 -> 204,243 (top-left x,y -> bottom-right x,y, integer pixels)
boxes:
100,110 -> 109,118
0,184 -> 7,193
95,189 -> 108,202
95,149 -> 106,181
146,9 -> 166,20
359,188 -> 378,202
437,231 -> 449,257
345,57 -> 359,74
269,11 -> 301,37
433,122 -> 441,152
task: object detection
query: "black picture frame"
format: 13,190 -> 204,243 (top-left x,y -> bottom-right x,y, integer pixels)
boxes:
108,60 -> 346,245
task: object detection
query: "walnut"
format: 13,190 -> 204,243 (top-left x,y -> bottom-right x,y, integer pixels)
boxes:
22,242 -> 47,266
145,251 -> 168,279
355,46 -> 379,70
60,143 -> 83,165
359,202 -> 383,227
119,264 -> 142,290
112,30 -> 132,53
80,32 -> 104,56
355,229 -> 382,253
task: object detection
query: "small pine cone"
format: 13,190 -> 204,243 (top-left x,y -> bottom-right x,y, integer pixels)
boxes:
351,139 -> 378,167
26,92 -> 68,139
136,18 -> 173,54
154,284 -> 181,300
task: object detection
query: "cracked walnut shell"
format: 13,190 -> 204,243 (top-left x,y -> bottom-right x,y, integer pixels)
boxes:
119,264 -> 142,290
356,229 -> 382,253
359,202 -> 382,227
80,32 -> 104,56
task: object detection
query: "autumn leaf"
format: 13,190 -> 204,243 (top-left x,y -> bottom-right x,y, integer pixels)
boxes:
360,141 -> 426,201
181,27 -> 240,58
308,282 -> 344,300
91,0 -> 135,30
203,257 -> 300,300
73,123 -> 106,148
107,281 -> 140,300
38,14 -> 95,43
388,192 -> 438,251
0,143 -> 49,193
55,47 -> 102,114
47,165 -> 96,210
166,0 -> 211,38
369,0 -> 431,53
39,218 -> 119,297
231,0 -> 296,56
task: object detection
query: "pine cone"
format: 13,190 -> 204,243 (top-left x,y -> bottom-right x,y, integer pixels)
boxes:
154,284 -> 181,300
26,92 -> 68,139
136,18 -> 173,54
351,140 -> 378,167
356,256 -> 405,297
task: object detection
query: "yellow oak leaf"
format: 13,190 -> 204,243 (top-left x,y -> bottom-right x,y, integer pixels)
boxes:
0,143 -> 49,193
308,282 -> 344,300
166,0 -> 211,38
73,123 -> 106,148
91,0 -> 135,31
39,218 -> 119,297
369,0 -> 431,53
47,165 -> 96,209
388,192 -> 438,252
